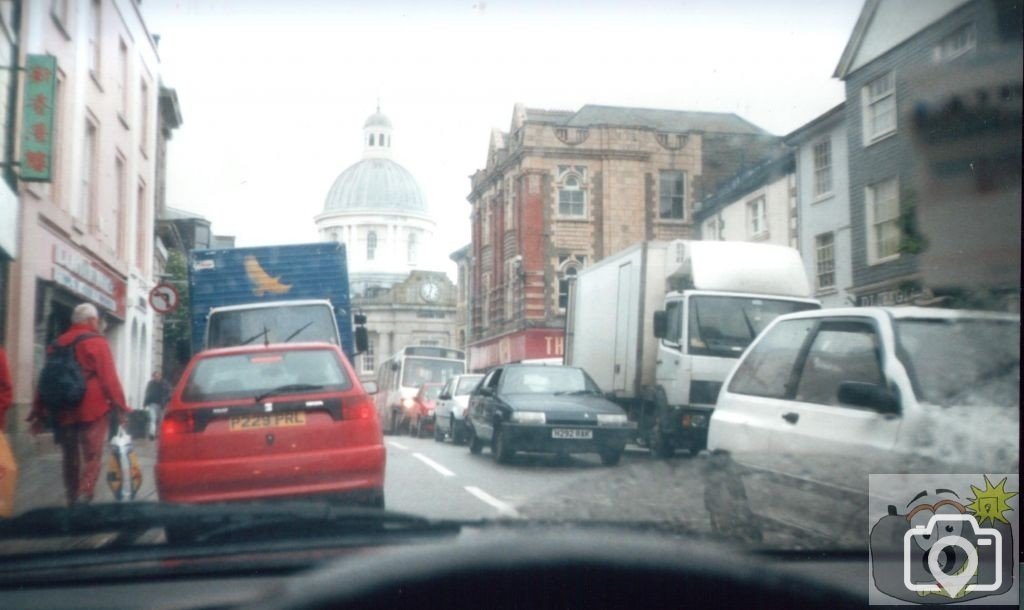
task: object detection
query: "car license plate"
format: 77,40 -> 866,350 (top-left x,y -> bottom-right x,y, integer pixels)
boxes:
229,412 -> 306,431
552,428 -> 592,440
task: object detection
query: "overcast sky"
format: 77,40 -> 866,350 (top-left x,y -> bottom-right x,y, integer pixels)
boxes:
144,0 -> 864,276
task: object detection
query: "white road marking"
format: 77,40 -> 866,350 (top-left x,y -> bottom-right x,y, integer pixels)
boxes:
387,440 -> 409,450
413,453 -> 456,477
464,486 -> 520,518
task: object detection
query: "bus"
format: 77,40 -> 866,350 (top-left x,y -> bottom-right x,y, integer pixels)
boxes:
375,346 -> 466,434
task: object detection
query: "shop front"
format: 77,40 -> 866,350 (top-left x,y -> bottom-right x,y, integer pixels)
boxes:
468,328 -> 565,372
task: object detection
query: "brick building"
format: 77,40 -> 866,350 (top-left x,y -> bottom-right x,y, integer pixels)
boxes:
465,103 -> 781,371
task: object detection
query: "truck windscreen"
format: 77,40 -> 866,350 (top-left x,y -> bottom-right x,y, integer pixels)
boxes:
687,296 -> 818,358
207,304 -> 339,349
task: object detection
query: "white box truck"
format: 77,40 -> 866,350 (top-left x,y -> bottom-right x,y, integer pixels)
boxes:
566,240 -> 820,457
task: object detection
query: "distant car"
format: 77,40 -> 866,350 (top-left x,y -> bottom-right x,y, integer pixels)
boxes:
408,382 -> 445,438
434,374 -> 484,444
704,307 -> 1020,545
465,364 -> 636,465
156,342 -> 385,508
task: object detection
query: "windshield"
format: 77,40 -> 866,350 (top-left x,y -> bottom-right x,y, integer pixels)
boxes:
207,305 -> 338,348
1,0 -> 1020,593
182,349 -> 351,402
401,358 -> 465,388
895,318 -> 1020,407
687,296 -> 820,358
500,367 -> 600,395
421,385 -> 443,401
455,376 -> 483,395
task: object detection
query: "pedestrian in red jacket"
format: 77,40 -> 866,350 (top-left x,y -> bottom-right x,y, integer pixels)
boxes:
27,303 -> 130,506
0,345 -> 12,432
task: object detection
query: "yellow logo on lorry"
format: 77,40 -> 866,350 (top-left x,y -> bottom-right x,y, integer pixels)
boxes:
244,256 -> 292,296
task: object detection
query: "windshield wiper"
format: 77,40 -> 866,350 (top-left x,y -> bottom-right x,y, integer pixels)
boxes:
0,502 -> 461,547
283,321 -> 314,343
240,326 -> 270,346
254,383 -> 324,403
554,389 -> 597,396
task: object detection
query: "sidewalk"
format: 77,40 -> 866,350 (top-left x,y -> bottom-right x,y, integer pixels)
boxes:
8,427 -> 159,515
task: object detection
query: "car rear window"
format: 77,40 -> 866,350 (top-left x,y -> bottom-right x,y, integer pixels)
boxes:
182,349 -> 352,402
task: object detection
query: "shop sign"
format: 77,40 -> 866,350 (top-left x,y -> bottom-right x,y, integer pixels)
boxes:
52,243 -> 126,317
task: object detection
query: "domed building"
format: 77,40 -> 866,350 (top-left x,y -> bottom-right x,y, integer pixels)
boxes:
317,110 -> 438,296
316,108 -> 457,380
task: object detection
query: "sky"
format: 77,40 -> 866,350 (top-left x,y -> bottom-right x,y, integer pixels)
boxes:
143,0 -> 865,277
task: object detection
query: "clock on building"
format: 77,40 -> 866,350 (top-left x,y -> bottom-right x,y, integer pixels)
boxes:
420,280 -> 440,303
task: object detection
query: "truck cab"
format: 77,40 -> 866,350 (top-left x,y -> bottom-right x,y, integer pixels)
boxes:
652,290 -> 820,455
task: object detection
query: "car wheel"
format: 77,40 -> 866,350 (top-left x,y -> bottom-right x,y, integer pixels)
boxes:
451,419 -> 464,445
418,419 -> 429,439
389,409 -> 401,435
599,447 -> 623,466
493,427 -> 515,464
411,417 -> 420,438
468,425 -> 484,455
434,419 -> 445,442
649,421 -> 675,459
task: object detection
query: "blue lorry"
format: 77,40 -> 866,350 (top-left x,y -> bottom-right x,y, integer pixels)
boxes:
188,242 -> 365,360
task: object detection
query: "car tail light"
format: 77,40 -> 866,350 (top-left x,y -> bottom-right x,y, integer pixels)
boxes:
161,410 -> 195,435
343,397 -> 375,420
402,398 -> 414,409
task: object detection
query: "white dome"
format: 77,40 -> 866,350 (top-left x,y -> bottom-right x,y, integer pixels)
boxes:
323,158 -> 428,214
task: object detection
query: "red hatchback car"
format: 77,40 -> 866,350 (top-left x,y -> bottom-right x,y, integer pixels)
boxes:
407,382 -> 444,438
156,343 -> 386,507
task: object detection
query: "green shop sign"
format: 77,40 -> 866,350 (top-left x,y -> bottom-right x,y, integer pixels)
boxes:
20,54 -> 57,182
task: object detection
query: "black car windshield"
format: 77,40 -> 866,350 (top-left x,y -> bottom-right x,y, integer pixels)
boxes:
402,358 -> 465,387
500,367 -> 600,395
688,296 -> 819,358
895,318 -> 1020,407
182,349 -> 351,402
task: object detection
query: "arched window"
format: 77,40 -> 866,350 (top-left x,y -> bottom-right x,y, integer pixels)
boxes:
558,255 -> 587,310
367,231 -> 377,261
407,233 -> 418,263
557,166 -> 587,217
369,134 -> 375,146
380,133 -> 386,146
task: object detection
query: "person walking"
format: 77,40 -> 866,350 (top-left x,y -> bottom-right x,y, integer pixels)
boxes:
27,303 -> 130,506
142,370 -> 172,440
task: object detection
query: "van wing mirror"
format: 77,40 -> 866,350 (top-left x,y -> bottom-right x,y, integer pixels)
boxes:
837,381 -> 900,414
653,311 -> 668,339
362,381 -> 379,395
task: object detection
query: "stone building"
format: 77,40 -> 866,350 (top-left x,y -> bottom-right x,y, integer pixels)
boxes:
466,103 -> 781,371
315,109 -> 456,382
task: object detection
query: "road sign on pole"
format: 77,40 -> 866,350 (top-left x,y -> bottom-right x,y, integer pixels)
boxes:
149,283 -> 180,314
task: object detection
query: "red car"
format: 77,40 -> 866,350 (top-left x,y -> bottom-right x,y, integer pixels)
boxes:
156,343 -> 385,507
407,382 -> 444,438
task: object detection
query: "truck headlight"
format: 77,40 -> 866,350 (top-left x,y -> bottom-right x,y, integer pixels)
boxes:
597,413 -> 628,426
511,411 -> 546,424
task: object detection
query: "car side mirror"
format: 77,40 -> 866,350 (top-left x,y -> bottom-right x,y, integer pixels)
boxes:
653,310 -> 668,339
477,387 -> 494,397
837,381 -> 899,414
439,393 -> 451,400
362,381 -> 379,395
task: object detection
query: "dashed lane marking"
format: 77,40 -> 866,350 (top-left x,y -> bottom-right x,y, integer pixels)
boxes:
464,486 -> 519,518
412,453 -> 456,477
387,441 -> 409,450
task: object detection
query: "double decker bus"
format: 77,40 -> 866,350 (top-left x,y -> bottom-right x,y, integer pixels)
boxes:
375,346 -> 466,434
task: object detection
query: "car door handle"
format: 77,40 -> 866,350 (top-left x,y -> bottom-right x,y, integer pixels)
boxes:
782,412 -> 799,425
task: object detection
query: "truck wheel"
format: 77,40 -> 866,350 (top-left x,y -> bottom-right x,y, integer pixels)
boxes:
599,447 -> 623,466
468,426 -> 484,455
493,428 -> 515,464
649,422 -> 675,459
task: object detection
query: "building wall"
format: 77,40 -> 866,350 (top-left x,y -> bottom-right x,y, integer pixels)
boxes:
6,0 -> 161,422
796,118 -> 854,307
844,0 -> 999,304
700,173 -> 794,248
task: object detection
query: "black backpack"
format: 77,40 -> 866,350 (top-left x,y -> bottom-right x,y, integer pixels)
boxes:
38,333 -> 99,413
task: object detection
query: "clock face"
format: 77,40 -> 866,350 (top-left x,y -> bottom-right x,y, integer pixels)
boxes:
421,281 -> 440,302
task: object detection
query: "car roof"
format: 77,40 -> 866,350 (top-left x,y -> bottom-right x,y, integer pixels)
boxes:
772,306 -> 1019,323
196,341 -> 341,358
